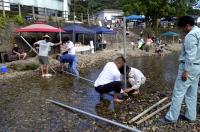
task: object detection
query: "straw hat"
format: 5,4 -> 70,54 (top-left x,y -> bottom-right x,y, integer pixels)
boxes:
43,34 -> 51,39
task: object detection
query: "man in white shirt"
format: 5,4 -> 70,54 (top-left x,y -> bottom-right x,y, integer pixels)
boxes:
60,37 -> 79,76
34,35 -> 61,77
94,56 -> 126,103
123,66 -> 146,95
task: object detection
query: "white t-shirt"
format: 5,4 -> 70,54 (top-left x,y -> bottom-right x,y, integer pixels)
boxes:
128,67 -> 145,89
66,41 -> 75,55
94,62 -> 121,87
36,40 -> 54,56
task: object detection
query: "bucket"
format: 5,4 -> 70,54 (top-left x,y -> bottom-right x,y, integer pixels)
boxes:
1,65 -> 8,74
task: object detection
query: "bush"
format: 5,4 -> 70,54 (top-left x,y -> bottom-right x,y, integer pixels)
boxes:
0,16 -> 6,29
9,63 -> 39,71
13,15 -> 24,25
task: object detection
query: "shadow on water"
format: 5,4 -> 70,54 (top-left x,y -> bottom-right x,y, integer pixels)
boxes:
0,53 -> 180,131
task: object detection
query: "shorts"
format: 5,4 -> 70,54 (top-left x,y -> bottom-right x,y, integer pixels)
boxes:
38,56 -> 49,64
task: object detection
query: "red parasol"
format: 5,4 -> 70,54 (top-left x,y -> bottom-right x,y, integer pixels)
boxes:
16,22 -> 64,32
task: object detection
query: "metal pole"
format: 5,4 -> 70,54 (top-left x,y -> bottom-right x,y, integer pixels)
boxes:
45,8 -> 47,22
18,3 -> 21,17
73,0 -> 75,23
32,6 -> 35,20
81,13 -> 83,22
20,35 -> 56,73
88,12 -> 90,25
62,70 -> 94,83
59,28 -> 62,42
47,99 -> 141,132
123,17 -> 127,89
2,0 -> 5,17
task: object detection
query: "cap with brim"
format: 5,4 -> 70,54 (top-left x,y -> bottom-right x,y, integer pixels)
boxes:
43,35 -> 51,38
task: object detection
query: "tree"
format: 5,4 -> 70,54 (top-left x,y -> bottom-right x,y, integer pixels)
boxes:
122,4 -> 133,16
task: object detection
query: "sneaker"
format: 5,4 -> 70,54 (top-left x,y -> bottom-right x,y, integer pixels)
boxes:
178,114 -> 195,123
158,117 -> 174,125
45,74 -> 52,77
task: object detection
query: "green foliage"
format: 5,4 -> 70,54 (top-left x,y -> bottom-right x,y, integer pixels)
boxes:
0,16 -> 6,29
13,15 -> 24,25
122,4 -> 133,16
9,63 -> 39,71
73,0 -> 199,26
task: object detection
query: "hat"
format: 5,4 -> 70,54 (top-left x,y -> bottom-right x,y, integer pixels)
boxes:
43,34 -> 51,39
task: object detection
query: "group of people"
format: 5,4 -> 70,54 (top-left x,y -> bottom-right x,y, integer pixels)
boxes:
33,35 -> 79,77
10,15 -> 200,126
136,33 -> 166,55
94,56 -> 146,103
95,15 -> 200,126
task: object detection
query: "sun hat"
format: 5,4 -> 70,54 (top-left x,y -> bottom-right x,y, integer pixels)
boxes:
43,34 -> 51,39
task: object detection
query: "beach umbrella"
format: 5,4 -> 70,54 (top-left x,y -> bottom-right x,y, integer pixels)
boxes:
161,31 -> 179,43
16,22 -> 65,33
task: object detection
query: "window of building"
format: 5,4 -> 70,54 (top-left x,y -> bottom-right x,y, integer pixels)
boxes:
57,11 -> 63,17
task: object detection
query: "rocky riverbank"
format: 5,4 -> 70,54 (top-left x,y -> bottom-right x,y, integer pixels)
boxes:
0,43 -> 182,80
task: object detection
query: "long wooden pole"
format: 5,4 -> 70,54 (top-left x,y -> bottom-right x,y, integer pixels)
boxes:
135,102 -> 171,125
128,97 -> 168,123
47,99 -> 141,132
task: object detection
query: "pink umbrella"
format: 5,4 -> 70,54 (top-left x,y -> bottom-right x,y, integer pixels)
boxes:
16,22 -> 64,32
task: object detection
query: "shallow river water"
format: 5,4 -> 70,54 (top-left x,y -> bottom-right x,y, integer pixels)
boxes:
0,52 -> 186,132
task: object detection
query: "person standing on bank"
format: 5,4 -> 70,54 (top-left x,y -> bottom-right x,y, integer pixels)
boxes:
34,35 -> 62,77
94,56 -> 126,103
160,16 -> 200,124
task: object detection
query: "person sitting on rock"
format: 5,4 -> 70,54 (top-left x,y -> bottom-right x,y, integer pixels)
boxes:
12,43 -> 27,60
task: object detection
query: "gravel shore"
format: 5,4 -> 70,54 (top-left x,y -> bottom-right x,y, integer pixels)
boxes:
0,43 -> 182,80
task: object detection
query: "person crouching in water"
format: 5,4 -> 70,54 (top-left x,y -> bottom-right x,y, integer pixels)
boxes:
34,35 -> 62,77
121,65 -> 146,95
94,56 -> 126,103
56,54 -> 79,77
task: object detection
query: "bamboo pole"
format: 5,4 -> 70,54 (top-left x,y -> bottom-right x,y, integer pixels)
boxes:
47,99 -> 141,132
135,102 -> 171,125
128,97 -> 168,123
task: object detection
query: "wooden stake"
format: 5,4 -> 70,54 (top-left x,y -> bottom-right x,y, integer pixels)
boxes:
129,97 -> 168,123
135,102 -> 171,125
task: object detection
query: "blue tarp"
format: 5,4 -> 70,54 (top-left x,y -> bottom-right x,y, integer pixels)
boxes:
92,26 -> 116,34
63,24 -> 94,34
161,31 -> 179,36
126,15 -> 145,21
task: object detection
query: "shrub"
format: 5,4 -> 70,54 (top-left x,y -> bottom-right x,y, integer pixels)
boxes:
13,15 -> 24,25
9,63 -> 39,71
0,16 -> 6,29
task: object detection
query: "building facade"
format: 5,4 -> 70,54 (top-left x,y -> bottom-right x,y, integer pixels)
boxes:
1,0 -> 71,20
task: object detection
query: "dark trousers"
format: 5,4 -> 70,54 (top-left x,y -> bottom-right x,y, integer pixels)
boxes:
95,81 -> 122,94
